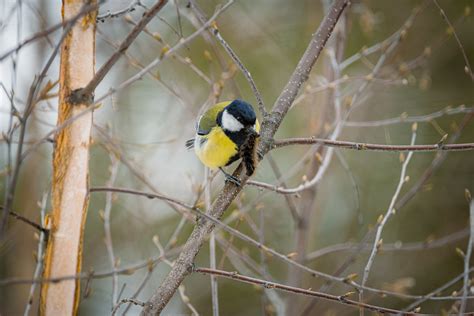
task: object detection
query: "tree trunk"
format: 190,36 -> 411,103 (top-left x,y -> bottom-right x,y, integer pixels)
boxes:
40,1 -> 97,314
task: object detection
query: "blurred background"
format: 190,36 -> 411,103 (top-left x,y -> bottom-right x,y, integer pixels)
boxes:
1,0 -> 474,314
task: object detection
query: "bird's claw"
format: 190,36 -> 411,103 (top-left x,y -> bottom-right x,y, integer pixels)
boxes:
224,174 -> 241,186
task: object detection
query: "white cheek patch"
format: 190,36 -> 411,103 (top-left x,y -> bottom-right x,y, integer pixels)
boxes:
222,110 -> 244,132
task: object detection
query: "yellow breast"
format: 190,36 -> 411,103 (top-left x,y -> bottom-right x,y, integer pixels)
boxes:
195,127 -> 238,169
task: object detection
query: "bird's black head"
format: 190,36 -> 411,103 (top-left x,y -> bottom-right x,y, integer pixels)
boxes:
223,99 -> 256,128
216,99 -> 258,146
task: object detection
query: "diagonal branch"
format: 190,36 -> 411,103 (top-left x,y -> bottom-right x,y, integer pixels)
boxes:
194,267 -> 407,314
141,0 -> 350,314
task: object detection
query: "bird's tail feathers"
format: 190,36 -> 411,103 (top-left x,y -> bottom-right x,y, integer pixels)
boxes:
185,138 -> 195,150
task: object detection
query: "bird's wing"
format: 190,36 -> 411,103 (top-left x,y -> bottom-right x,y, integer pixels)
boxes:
196,101 -> 230,135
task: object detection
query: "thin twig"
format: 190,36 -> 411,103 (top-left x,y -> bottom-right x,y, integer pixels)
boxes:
103,153 -> 120,307
0,2 -> 100,62
344,105 -> 474,128
402,267 -> 474,312
432,0 -> 474,80
23,191 -> 49,316
20,5 -> 233,163
206,168 -> 219,316
4,207 -> 48,233
360,125 -> 417,312
97,0 -> 145,22
459,195 -> 474,314
78,0 -> 169,99
111,298 -> 145,316
306,228 -> 469,261
273,137 -> 474,152
1,4 -> 83,237
0,247 -> 182,286
194,267 -> 407,314
188,0 -> 267,117
89,186 -> 435,301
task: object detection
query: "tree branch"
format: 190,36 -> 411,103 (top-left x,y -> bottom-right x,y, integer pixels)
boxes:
194,267 -> 407,315
272,137 -> 474,152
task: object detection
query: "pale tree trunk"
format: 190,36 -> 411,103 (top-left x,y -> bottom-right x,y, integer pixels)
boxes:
40,1 -> 97,314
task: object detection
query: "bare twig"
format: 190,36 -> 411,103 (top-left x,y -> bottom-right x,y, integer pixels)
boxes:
273,137 -> 474,152
77,0 -> 169,100
194,267 -> 407,314
360,125 -> 417,312
402,267 -> 474,312
152,236 -> 199,315
306,228 -> 469,261
23,191 -> 49,316
188,0 -> 267,116
344,105 -> 474,128
205,168 -> 219,316
1,247 -> 183,287
3,207 -> 48,233
0,2 -> 99,62
102,153 -> 120,307
19,5 -> 233,162
432,0 -> 474,80
1,1 -> 82,237
97,0 -> 145,22
111,298 -> 145,316
459,194 -> 474,314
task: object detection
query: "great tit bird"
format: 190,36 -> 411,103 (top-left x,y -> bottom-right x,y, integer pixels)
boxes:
186,99 -> 260,184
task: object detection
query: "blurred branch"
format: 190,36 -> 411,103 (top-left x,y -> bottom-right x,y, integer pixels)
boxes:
0,2 -> 100,62
205,168 -> 219,316
97,0 -> 146,23
1,247 -> 182,286
2,207 -> 48,233
23,191 -> 49,316
360,125 -> 418,312
432,0 -> 474,81
194,267 -> 405,314
112,298 -> 146,316
394,113 -> 473,210
124,17 -> 212,85
460,195 -> 474,314
19,2 -> 235,162
1,0 -> 81,237
344,105 -> 474,128
287,3 -> 347,312
92,0 -> 234,103
403,267 -> 474,312
102,153 -> 120,308
152,236 -> 199,315
339,1 -> 428,70
76,0 -> 169,101
306,228 -> 469,261
3,185 -> 470,303
188,0 -> 267,116
141,1 -> 349,313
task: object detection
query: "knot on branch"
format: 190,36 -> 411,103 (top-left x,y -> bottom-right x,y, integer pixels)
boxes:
67,88 -> 94,106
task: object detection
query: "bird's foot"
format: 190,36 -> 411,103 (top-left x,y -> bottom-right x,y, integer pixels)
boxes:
219,167 -> 241,186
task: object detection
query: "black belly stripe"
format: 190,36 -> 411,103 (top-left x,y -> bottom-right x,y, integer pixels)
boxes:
224,130 -> 247,147
225,153 -> 240,166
